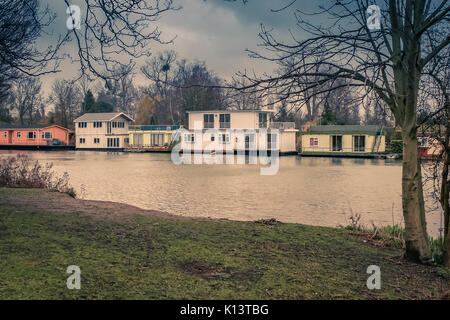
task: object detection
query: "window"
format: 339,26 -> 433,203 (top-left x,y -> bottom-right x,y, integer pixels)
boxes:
353,135 -> 366,152
330,135 -> 343,151
27,132 -> 36,139
124,138 -> 129,144
17,131 -> 21,138
219,134 -> 230,144
204,114 -> 214,128
268,133 -> 277,149
151,134 -> 164,146
79,138 -> 85,144
112,122 -> 124,128
78,122 -> 87,128
210,135 -> 215,142
93,122 -> 102,128
184,134 -> 195,143
259,113 -> 267,128
42,132 -> 52,139
219,114 -> 230,128
94,138 -> 100,144
107,138 -> 120,147
3,132 -> 6,138
310,137 -> 318,147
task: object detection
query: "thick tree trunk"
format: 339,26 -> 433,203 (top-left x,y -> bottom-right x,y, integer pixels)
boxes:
401,126 -> 432,263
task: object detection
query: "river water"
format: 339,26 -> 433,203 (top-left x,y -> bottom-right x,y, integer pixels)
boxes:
0,150 -> 443,237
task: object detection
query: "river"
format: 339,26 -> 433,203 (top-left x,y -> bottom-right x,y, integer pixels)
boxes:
0,150 -> 444,237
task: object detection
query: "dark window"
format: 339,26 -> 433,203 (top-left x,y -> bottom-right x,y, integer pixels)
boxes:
259,113 -> 267,128
204,114 -> 214,128
27,132 -> 36,139
219,114 -> 230,128
353,136 -> 366,152
331,135 -> 343,151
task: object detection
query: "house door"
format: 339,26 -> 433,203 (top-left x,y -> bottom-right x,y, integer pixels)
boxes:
8,131 -> 13,144
330,135 -> 343,151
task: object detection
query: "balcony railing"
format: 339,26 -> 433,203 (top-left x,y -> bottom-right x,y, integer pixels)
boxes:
270,122 -> 296,130
129,125 -> 181,131
219,122 -> 230,129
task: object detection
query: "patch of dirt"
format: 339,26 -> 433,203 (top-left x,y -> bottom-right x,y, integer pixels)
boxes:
0,188 -> 190,221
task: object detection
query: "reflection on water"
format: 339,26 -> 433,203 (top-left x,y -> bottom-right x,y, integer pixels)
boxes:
0,150 -> 443,237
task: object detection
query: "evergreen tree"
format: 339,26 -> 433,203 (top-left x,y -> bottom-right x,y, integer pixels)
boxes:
81,90 -> 96,113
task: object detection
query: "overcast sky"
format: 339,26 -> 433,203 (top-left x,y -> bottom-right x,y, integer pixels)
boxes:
40,0 -> 324,95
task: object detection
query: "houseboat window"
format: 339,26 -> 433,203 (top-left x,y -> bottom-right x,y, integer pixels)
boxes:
42,132 -> 52,139
330,135 -> 343,151
268,133 -> 277,149
3,132 -> 6,138
93,122 -> 102,128
353,135 -> 366,152
78,122 -> 87,128
219,134 -> 230,144
119,122 -> 124,128
94,138 -> 100,144
27,132 -> 36,139
310,138 -> 318,146
219,114 -> 230,128
79,138 -> 85,144
184,134 -> 195,143
204,114 -> 214,128
259,113 -> 267,128
17,131 -> 21,138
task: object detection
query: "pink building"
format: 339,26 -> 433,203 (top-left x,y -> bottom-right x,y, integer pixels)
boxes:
0,124 -> 70,146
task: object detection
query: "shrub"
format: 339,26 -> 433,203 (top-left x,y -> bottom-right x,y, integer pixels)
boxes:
0,154 -> 76,197
389,140 -> 403,154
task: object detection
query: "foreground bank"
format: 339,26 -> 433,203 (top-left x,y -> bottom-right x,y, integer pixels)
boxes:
0,188 -> 448,299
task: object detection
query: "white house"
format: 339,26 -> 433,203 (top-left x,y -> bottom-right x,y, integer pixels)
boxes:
74,112 -> 134,150
180,110 -> 298,154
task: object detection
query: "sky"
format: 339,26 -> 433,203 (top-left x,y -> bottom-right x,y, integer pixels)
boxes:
39,0 -> 323,95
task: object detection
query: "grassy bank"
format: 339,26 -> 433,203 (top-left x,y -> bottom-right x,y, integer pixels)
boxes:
0,188 -> 448,299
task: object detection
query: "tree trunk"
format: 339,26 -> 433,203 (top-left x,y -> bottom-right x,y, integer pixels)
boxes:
441,127 -> 450,268
401,125 -> 432,263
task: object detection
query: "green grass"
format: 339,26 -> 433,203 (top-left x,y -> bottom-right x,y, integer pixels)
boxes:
0,188 -> 448,300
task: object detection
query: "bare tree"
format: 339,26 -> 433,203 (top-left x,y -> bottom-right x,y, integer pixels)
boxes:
49,79 -> 81,129
10,77 -> 42,125
233,0 -> 450,263
0,1 -> 63,101
419,46 -> 450,267
64,0 -> 178,81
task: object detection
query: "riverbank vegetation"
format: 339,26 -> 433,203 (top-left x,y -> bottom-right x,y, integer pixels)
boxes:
0,188 -> 448,299
0,154 -> 75,197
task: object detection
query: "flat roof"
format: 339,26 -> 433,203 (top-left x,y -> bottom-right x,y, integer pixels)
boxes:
187,110 -> 274,113
307,125 -> 385,135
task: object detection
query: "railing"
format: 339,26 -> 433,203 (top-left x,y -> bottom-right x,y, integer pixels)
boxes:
270,122 -> 296,130
129,125 -> 181,131
219,122 -> 230,129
